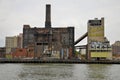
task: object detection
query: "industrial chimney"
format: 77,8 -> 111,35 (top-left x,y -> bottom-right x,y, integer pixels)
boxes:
45,4 -> 51,28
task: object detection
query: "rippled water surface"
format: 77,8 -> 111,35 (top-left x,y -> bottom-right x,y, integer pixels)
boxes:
0,63 -> 120,80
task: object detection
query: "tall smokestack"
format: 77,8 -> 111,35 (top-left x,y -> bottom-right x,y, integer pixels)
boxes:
45,4 -> 51,28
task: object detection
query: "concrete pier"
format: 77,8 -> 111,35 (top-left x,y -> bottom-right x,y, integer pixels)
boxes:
0,59 -> 120,64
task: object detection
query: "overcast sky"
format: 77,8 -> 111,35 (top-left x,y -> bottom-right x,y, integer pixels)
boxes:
0,0 -> 120,47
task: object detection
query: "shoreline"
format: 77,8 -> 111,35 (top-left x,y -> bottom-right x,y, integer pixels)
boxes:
0,59 -> 120,64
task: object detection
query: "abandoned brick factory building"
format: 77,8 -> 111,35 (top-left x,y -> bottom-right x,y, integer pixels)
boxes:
23,4 -> 74,59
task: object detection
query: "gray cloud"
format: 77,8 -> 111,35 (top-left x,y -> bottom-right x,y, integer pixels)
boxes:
0,0 -> 120,46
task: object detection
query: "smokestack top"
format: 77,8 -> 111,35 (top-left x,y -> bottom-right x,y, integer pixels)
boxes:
46,4 -> 50,6
45,4 -> 51,28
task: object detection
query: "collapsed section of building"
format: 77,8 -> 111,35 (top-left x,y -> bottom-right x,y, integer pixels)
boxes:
23,4 -> 74,59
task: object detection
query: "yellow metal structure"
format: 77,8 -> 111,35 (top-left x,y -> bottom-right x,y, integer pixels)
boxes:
87,18 -> 112,60
91,52 -> 112,58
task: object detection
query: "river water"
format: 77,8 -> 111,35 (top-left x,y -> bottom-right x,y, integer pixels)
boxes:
0,63 -> 120,80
